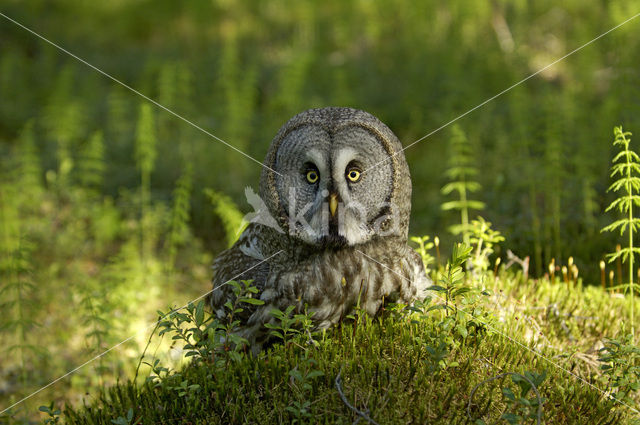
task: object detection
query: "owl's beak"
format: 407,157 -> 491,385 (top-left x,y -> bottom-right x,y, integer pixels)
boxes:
329,193 -> 338,217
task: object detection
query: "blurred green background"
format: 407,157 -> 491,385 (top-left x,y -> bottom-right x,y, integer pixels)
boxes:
1,0 -> 640,420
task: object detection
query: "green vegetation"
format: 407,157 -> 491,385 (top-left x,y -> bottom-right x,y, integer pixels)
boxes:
1,0 -> 640,423
602,127 -> 640,341
59,243 -> 640,423
441,124 -> 485,246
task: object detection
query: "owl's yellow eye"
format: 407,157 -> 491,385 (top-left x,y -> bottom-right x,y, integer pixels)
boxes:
306,170 -> 319,183
346,169 -> 361,182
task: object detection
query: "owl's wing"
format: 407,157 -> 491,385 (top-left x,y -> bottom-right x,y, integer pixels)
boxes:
404,246 -> 431,301
208,224 -> 271,321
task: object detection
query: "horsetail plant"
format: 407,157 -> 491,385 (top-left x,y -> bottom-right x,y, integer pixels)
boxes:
135,102 -> 157,290
441,124 -> 485,246
601,126 -> 640,341
167,165 -> 193,271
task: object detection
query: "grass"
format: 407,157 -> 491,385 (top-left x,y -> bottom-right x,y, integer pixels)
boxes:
56,262 -> 639,425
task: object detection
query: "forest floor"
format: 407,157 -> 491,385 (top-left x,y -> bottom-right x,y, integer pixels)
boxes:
56,262 -> 640,425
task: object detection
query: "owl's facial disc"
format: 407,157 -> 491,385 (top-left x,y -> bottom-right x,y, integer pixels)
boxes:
274,125 -> 397,247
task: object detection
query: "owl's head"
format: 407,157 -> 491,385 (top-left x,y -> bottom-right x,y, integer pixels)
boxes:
260,107 -> 412,247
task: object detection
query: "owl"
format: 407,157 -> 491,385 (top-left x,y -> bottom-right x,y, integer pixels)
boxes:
209,107 -> 429,350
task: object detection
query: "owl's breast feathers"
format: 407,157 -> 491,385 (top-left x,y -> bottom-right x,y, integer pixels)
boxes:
209,224 -> 430,348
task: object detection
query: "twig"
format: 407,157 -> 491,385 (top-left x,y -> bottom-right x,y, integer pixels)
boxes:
335,368 -> 380,425
134,317 -> 163,382
467,372 -> 543,424
504,249 -> 529,279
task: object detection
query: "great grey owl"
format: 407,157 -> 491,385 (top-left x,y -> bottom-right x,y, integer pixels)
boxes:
209,107 -> 429,349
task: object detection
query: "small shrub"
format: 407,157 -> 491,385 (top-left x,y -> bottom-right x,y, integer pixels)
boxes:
500,371 -> 547,424
410,235 -> 436,274
468,216 -> 505,275
156,279 -> 263,368
38,403 -> 61,425
598,333 -> 640,406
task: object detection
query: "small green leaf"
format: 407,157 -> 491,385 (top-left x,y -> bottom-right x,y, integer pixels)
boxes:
502,387 -> 516,401
239,297 -> 265,305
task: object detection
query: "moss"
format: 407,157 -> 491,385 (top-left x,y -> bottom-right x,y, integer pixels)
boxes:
63,269 -> 637,424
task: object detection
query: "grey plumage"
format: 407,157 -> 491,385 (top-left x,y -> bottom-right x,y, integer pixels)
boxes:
209,107 -> 429,349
